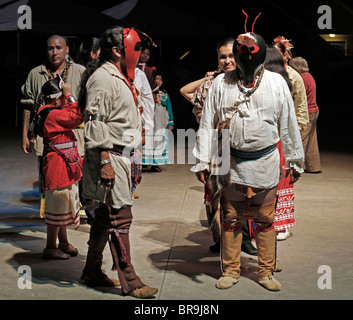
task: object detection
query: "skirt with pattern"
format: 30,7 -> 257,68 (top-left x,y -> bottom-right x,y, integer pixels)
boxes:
44,181 -> 80,230
274,141 -> 296,232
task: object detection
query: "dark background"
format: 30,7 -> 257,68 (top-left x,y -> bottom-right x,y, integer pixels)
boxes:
1,0 -> 352,152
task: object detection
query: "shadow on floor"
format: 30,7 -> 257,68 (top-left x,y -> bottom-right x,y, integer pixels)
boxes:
142,219 -> 260,284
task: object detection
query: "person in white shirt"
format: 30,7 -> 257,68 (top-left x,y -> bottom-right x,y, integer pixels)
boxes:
135,67 -> 155,134
191,32 -> 304,291
133,67 -> 155,198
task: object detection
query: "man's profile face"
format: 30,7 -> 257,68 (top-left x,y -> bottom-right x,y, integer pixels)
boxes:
46,36 -> 69,70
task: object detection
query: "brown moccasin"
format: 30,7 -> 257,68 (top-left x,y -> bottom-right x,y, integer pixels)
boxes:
79,273 -> 120,287
127,285 -> 158,298
58,243 -> 78,257
43,248 -> 70,260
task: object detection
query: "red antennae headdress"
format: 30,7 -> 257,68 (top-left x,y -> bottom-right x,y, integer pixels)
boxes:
242,10 -> 262,33
237,11 -> 262,48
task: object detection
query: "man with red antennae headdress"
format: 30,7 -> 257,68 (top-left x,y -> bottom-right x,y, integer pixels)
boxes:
191,11 -> 304,291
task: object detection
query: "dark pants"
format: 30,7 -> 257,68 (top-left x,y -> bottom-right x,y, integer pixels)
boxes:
82,204 -> 145,294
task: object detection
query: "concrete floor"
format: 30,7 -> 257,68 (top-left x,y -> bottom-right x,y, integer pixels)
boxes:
1,129 -> 353,304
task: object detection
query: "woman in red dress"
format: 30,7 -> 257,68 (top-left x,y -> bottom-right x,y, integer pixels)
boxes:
264,46 -> 297,241
36,78 -> 84,259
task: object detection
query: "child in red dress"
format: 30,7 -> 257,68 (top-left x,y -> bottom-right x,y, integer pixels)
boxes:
37,78 -> 84,259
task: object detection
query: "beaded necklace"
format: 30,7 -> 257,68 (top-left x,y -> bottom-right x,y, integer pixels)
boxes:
47,59 -> 71,82
236,64 -> 264,97
231,65 -> 265,116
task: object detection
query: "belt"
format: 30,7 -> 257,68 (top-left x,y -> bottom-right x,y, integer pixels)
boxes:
44,141 -> 78,154
111,145 -> 139,157
230,144 -> 277,160
52,141 -> 78,149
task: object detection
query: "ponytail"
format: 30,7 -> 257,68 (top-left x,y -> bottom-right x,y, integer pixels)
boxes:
29,93 -> 44,137
78,26 -> 124,112
78,59 -> 103,112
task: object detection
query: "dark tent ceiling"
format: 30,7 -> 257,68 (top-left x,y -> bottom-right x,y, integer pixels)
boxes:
26,0 -> 119,36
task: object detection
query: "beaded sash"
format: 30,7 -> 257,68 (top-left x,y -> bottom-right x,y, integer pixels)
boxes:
230,144 -> 277,160
48,140 -> 83,175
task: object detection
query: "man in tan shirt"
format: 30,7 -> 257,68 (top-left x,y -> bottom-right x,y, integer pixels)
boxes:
20,35 -> 85,217
80,26 -> 158,299
21,35 -> 85,156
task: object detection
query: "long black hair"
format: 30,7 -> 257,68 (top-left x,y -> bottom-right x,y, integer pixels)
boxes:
76,37 -> 100,67
216,37 -> 235,52
78,26 -> 124,110
264,45 -> 292,92
41,77 -> 61,103
154,70 -> 167,93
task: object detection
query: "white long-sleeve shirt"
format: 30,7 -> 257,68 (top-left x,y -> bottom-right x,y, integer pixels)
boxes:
191,69 -> 304,189
134,67 -> 155,132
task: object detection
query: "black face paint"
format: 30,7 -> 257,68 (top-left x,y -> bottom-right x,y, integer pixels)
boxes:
234,33 -> 267,85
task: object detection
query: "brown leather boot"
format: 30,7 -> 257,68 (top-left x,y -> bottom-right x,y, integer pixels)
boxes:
80,272 -> 120,287
108,228 -> 146,295
80,223 -> 120,287
216,225 -> 242,289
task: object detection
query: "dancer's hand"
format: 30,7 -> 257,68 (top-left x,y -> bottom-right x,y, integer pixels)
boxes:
99,151 -> 115,187
62,83 -> 72,97
22,136 -> 32,154
196,170 -> 209,184
286,168 -> 301,184
100,163 -> 115,188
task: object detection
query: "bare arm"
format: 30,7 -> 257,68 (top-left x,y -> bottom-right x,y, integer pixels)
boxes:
180,78 -> 204,102
22,109 -> 32,154
180,70 -> 217,102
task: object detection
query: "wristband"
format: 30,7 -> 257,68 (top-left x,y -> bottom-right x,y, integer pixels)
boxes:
100,159 -> 111,166
66,94 -> 77,103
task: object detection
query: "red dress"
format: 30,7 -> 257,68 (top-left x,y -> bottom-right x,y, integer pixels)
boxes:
39,100 -> 84,190
39,99 -> 84,229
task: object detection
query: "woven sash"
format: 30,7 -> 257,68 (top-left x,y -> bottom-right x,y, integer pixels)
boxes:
230,144 -> 277,160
